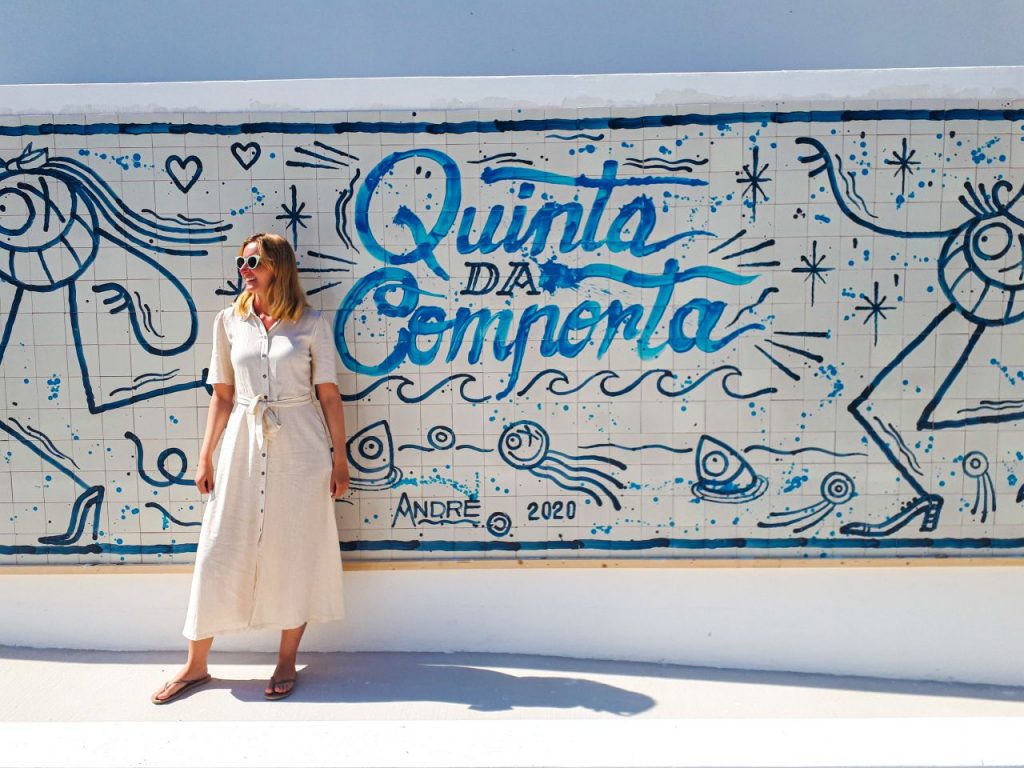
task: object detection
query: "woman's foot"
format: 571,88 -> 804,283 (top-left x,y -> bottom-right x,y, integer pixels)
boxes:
151,665 -> 211,704
265,662 -> 297,698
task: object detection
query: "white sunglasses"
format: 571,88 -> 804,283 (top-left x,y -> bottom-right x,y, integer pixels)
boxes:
236,252 -> 263,270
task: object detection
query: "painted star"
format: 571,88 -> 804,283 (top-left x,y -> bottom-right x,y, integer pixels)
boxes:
735,145 -> 771,222
276,184 -> 311,248
215,276 -> 242,297
883,137 -> 920,196
791,240 -> 834,306
854,281 -> 896,346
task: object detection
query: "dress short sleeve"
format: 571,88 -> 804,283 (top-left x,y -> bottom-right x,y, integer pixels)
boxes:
311,312 -> 339,386
206,309 -> 235,386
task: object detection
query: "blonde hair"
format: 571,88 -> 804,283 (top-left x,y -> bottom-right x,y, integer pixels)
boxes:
233,233 -> 310,322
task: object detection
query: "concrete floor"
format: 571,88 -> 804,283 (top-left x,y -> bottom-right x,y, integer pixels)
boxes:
3,646 -> 1024,767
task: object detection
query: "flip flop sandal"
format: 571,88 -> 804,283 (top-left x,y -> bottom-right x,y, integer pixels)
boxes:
264,675 -> 297,701
151,674 -> 212,705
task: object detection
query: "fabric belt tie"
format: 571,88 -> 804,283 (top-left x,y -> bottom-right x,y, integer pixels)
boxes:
236,393 -> 312,449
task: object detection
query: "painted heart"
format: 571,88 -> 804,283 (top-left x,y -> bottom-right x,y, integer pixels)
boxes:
165,154 -> 202,193
231,141 -> 261,170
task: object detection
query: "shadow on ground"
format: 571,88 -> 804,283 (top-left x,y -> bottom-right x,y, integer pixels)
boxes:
4,646 -> 1024,716
230,654 -> 654,713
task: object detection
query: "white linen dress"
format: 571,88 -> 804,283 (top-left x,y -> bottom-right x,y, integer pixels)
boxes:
183,305 -> 344,640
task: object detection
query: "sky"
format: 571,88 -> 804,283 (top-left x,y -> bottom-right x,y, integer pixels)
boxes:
0,0 -> 1020,84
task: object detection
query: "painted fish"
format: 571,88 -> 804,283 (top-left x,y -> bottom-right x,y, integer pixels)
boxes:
692,434 -> 768,503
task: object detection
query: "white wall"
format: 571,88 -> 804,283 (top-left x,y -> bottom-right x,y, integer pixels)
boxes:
2,70 -> 1024,684
2,66 -> 1022,115
3,564 -> 1023,686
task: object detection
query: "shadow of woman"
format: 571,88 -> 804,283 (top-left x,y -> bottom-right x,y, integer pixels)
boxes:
227,652 -> 655,715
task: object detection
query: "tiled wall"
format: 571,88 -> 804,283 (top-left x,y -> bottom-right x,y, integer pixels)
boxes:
1,102 -> 1022,564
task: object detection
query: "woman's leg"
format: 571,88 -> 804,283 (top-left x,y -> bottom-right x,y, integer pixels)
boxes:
266,622 -> 307,696
152,637 -> 214,701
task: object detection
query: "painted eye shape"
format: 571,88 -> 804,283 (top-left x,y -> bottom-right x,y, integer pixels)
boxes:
963,450 -> 989,478
971,222 -> 1013,261
357,436 -> 383,462
426,425 -> 455,450
700,450 -> 729,478
345,420 -> 399,485
821,472 -> 855,505
0,187 -> 35,238
505,427 -> 545,463
497,421 -> 550,470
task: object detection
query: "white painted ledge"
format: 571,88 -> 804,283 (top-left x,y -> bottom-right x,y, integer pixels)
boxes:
0,66 -> 1021,114
3,565 -> 1022,686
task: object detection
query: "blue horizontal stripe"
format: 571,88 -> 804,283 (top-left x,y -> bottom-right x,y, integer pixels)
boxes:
339,536 -> 1024,552
1,109 -> 1020,139
3,535 -> 1024,557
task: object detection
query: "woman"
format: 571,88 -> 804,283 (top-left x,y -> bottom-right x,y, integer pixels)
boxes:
152,233 -> 350,703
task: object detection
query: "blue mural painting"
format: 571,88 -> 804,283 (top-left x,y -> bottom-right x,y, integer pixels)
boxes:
691,435 -> 768,504
0,105 -> 1023,562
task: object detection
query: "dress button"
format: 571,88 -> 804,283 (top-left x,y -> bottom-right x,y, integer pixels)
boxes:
261,453 -> 266,458
262,374 -> 267,378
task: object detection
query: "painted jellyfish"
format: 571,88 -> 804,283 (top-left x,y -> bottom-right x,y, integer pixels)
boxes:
691,434 -> 768,503
497,420 -> 625,509
346,419 -> 403,490
758,471 -> 856,534
962,451 -> 996,523
798,136 -> 1024,536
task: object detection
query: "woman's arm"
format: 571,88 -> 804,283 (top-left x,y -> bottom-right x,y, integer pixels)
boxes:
315,382 -> 350,499
195,383 -> 235,494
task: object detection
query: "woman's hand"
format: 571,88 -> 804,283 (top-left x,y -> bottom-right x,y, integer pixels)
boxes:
330,462 -> 350,499
195,383 -> 233,497
317,382 -> 351,500
195,456 -> 216,495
